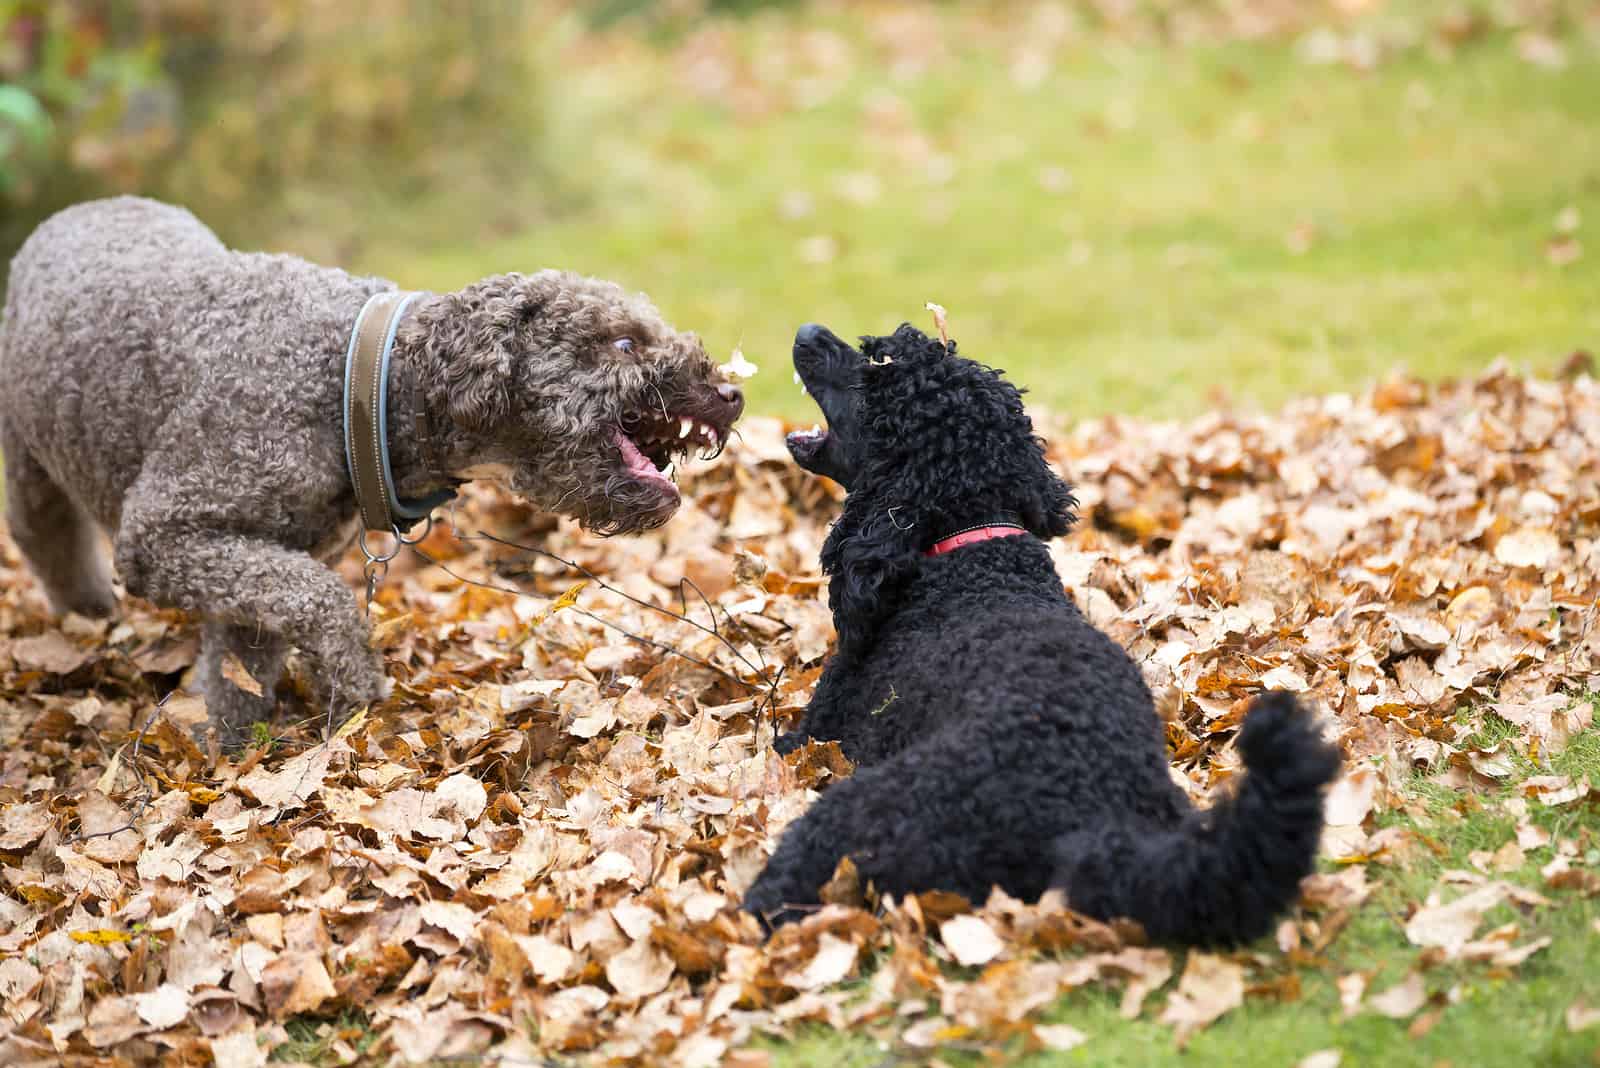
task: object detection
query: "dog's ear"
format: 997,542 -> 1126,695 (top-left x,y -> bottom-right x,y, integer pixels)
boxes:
444,332 -> 514,432
821,482 -> 923,658
1017,437 -> 1078,540
433,279 -> 536,432
861,323 -> 948,367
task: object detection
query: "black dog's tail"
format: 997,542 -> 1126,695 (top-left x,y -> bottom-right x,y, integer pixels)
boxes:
1051,692 -> 1341,947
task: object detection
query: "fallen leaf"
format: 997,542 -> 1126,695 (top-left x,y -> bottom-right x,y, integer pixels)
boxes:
782,932 -> 859,991
220,652 -> 264,697
1568,997 -> 1600,1032
1492,526 -> 1559,569
1367,972 -> 1426,1019
132,983 -> 190,1029
941,915 -> 1004,967
1337,972 -> 1368,1017
210,1027 -> 268,1068
0,801 -> 54,850
1404,883 -> 1511,955
1159,953 -> 1244,1045
606,938 -> 676,1000
260,953 -> 337,1017
1522,775 -> 1589,807
1033,1023 -> 1088,1051
8,631 -> 90,673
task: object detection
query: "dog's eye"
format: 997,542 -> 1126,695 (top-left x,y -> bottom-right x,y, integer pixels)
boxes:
613,337 -> 636,354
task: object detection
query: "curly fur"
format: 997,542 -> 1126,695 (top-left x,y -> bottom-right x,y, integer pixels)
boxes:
0,197 -> 741,745
742,323 -> 1340,946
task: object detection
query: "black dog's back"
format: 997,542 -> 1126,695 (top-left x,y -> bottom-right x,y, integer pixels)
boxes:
750,535 -> 1193,925
744,323 -> 1340,943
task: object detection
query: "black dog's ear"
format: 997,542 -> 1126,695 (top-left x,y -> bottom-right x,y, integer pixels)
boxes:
820,495 -> 923,658
1018,438 -> 1078,540
860,323 -> 949,367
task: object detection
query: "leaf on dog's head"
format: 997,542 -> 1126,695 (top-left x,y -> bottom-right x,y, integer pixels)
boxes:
925,301 -> 950,345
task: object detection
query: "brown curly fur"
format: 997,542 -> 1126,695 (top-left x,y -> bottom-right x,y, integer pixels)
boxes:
0,197 -> 742,745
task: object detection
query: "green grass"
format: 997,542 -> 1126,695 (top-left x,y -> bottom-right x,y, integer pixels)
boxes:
335,7 -> 1600,422
758,720 -> 1600,1067
269,1010 -> 378,1064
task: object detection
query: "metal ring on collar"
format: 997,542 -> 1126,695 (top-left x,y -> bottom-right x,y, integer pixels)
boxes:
357,527 -> 403,564
393,515 -> 434,546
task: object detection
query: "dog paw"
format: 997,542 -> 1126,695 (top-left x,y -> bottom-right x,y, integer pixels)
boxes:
773,731 -> 807,755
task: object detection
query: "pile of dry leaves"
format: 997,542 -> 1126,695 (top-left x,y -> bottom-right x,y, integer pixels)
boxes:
1,360 -> 1598,1065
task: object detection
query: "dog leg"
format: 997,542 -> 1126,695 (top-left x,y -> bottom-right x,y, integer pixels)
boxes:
747,720 -> 1063,927
194,622 -> 289,747
0,433 -> 117,618
115,520 -> 384,743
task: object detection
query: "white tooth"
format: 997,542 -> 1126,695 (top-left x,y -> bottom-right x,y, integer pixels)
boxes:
811,424 -> 821,433
679,418 -> 692,439
793,371 -> 801,384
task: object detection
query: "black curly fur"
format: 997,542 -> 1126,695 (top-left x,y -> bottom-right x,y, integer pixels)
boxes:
743,323 -> 1342,946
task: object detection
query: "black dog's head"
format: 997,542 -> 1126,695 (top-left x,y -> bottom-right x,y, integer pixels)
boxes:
787,322 -> 1075,653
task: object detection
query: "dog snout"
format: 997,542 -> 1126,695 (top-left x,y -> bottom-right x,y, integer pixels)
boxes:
715,381 -> 745,419
795,322 -> 827,348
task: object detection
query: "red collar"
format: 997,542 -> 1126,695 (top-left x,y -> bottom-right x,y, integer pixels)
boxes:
924,524 -> 1030,557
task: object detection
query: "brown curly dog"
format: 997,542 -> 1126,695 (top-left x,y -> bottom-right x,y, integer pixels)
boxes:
0,196 -> 743,745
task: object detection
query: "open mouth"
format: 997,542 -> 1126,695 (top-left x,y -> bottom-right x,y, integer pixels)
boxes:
785,423 -> 829,462
614,410 -> 730,489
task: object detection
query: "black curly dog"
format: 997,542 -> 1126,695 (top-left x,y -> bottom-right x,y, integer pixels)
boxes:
742,323 -> 1341,946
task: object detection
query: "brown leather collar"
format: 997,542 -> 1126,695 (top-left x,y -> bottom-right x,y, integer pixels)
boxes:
342,290 -> 455,533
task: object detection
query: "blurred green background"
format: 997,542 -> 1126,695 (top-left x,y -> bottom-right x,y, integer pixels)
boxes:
3,0 -> 1598,420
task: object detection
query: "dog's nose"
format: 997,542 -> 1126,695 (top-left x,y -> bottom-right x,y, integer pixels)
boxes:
716,382 -> 745,417
795,322 -> 825,347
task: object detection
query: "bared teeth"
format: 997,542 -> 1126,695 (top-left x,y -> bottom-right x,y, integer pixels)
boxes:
679,418 -> 693,439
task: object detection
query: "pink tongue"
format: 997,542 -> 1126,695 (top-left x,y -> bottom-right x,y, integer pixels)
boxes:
614,430 -> 678,491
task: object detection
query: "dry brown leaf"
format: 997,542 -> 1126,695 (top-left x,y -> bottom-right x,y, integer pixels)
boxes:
220,651 -> 264,697
1522,775 -> 1589,807
1493,526 -> 1559,569
1033,1023 -> 1088,1051
941,915 -> 1004,967
1404,883 -> 1513,955
606,939 -> 676,1000
782,932 -> 860,992
7,631 -> 91,674
1366,971 -> 1427,1019
0,801 -> 53,850
132,983 -> 191,1029
1323,765 -> 1378,827
1568,997 -> 1600,1032
210,1027 -> 269,1068
260,953 -> 336,1017
1159,953 -> 1244,1045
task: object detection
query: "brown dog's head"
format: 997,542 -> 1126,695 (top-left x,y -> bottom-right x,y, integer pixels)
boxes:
402,271 -> 743,535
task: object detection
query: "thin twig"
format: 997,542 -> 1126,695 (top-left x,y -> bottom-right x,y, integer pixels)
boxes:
62,694 -> 168,846
406,532 -> 786,737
